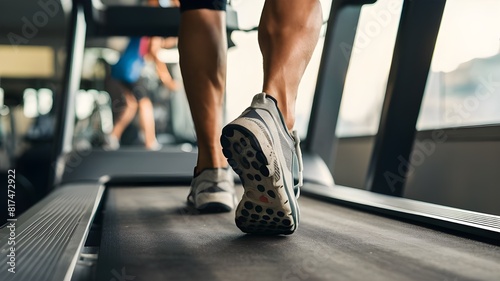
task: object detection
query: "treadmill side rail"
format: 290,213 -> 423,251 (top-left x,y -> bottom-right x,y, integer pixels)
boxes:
302,184 -> 500,242
0,183 -> 104,281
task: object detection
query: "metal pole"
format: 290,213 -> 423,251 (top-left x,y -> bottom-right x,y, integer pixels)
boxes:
49,1 -> 87,188
306,0 -> 374,172
365,0 -> 446,196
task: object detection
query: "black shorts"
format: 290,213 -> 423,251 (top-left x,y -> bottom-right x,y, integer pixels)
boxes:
180,0 -> 227,12
119,78 -> 148,101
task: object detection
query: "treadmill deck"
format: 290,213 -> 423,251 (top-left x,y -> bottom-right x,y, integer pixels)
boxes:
95,186 -> 500,281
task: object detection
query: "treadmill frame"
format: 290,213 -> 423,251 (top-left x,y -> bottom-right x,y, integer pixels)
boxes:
2,1 -> 493,280
50,0 -> 499,240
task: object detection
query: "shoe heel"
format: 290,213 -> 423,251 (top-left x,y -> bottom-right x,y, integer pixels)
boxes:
222,124 -> 297,235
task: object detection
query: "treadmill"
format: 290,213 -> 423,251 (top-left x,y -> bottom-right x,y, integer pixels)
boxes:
1,0 -> 499,280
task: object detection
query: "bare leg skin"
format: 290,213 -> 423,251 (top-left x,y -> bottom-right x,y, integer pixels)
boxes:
178,9 -> 227,174
137,98 -> 158,149
111,91 -> 138,140
259,0 -> 323,130
178,0 -> 321,172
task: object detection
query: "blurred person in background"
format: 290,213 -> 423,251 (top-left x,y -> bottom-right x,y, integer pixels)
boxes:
104,0 -> 179,150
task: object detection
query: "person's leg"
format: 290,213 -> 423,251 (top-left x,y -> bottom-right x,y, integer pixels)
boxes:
179,0 -> 236,213
221,0 -> 322,234
178,8 -> 227,174
137,97 -> 159,149
111,90 -> 138,140
259,0 -> 323,130
129,79 -> 160,149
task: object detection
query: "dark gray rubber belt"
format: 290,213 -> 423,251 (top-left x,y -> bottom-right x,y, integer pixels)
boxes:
95,187 -> 500,281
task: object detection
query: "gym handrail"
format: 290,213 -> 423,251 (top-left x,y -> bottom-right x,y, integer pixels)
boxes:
82,0 -> 239,37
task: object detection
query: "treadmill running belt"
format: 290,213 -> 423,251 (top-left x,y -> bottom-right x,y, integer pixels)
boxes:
95,187 -> 500,281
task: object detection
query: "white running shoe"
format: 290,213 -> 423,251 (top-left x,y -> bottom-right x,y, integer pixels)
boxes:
103,134 -> 120,151
221,93 -> 303,235
187,168 -> 237,213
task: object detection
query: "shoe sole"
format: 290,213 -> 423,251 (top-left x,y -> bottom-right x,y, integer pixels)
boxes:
221,124 -> 298,235
188,201 -> 233,213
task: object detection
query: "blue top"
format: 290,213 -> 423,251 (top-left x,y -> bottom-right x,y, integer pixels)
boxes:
111,37 -> 146,83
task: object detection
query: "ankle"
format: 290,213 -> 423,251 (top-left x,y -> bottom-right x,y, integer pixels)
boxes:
194,163 -> 228,176
195,154 -> 228,175
263,92 -> 295,130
